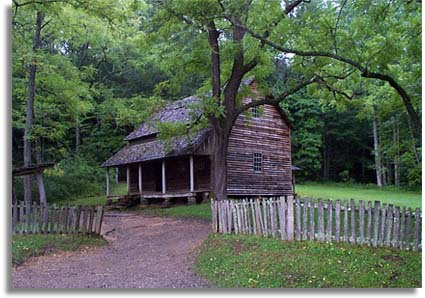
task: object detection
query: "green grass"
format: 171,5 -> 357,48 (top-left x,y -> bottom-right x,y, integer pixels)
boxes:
55,183 -> 127,206
12,234 -> 107,265
56,195 -> 107,206
195,233 -> 422,288
136,203 -> 211,220
296,182 -> 421,209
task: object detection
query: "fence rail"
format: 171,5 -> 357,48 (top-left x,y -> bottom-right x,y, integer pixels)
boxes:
211,197 -> 422,252
12,201 -> 105,235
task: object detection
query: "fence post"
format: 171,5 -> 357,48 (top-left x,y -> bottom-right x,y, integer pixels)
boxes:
95,206 -> 105,234
309,198 -> 315,241
262,198 -> 268,237
406,208 -> 412,250
326,200 -> 333,242
31,202 -> 37,234
25,201 -> 31,233
278,197 -> 286,240
366,201 -> 372,246
399,207 -> 406,250
317,199 -> 324,242
286,196 -> 294,241
335,200 -> 341,242
228,200 -> 233,234
379,204 -> 387,247
373,201 -> 380,247
350,199 -> 356,244
343,200 -> 349,242
393,207 -> 400,248
295,197 -> 301,241
413,208 -> 421,252
38,203 -> 44,234
385,205 -> 393,247
302,197 -> 308,240
12,203 -> 17,235
359,200 -> 365,244
256,199 -> 263,235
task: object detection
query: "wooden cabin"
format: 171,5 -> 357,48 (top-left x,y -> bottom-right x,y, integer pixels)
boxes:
102,79 -> 293,206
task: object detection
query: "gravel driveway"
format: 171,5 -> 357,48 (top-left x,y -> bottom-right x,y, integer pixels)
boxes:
12,212 -> 212,288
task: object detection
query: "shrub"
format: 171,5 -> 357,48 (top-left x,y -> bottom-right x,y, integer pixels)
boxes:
15,156 -> 105,203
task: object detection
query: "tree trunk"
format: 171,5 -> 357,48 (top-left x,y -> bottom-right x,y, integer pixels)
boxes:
406,114 -> 421,164
210,126 -> 229,201
23,11 -> 44,203
393,119 -> 400,186
35,138 -> 47,205
322,134 -> 330,180
372,116 -> 383,188
35,172 -> 47,206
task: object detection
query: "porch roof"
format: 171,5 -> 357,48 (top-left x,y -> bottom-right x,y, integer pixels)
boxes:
102,129 -> 210,167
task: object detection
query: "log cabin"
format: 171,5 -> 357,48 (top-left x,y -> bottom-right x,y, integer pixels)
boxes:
102,79 -> 293,206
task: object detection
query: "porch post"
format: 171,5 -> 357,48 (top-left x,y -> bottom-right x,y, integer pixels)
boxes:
162,160 -> 166,194
126,166 -> 130,194
138,164 -> 142,194
189,155 -> 194,192
106,167 -> 110,196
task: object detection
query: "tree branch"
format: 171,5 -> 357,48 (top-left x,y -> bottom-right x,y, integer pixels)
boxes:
234,77 -> 317,117
284,0 -> 307,15
240,25 -> 421,142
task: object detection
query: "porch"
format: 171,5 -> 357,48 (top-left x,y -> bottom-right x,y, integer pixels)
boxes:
105,155 -> 211,205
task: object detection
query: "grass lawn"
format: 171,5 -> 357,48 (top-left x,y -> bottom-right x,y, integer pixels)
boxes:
55,183 -> 126,206
296,182 -> 421,209
195,233 -> 422,288
136,203 -> 211,220
12,234 -> 107,266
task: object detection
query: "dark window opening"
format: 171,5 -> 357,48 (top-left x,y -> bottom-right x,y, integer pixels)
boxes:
252,106 -> 260,118
253,153 -> 262,172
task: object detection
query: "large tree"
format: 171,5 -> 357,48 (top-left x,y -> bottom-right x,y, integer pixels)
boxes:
151,0 -> 421,199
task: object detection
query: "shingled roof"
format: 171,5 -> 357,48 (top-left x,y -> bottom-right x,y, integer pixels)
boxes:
102,96 -> 209,167
102,128 -> 210,167
125,96 -> 202,141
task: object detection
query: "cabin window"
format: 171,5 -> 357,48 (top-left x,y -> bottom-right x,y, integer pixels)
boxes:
251,106 -> 260,118
253,153 -> 262,172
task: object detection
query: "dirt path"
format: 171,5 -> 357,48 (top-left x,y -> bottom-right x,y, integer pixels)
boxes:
12,212 -> 212,288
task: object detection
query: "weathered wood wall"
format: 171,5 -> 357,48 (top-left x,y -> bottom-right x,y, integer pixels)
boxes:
194,155 -> 210,190
165,158 -> 190,191
227,96 -> 292,196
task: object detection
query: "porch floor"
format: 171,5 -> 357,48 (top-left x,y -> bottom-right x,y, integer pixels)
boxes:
107,189 -> 210,199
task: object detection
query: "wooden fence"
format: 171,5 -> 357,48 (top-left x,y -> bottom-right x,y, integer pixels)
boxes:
211,197 -> 422,252
12,201 -> 105,235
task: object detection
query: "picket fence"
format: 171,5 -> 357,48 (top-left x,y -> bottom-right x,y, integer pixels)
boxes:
12,201 -> 105,235
211,197 -> 422,252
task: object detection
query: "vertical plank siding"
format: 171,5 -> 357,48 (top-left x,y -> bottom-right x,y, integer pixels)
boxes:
212,197 -> 422,252
11,202 -> 104,235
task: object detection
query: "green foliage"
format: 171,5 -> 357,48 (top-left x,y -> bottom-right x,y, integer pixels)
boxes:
44,156 -> 105,201
195,234 -> 422,288
14,156 -> 106,202
12,234 -> 106,265
282,95 -> 324,180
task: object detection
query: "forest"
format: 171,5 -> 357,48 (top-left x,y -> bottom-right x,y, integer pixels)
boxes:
12,0 -> 422,203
